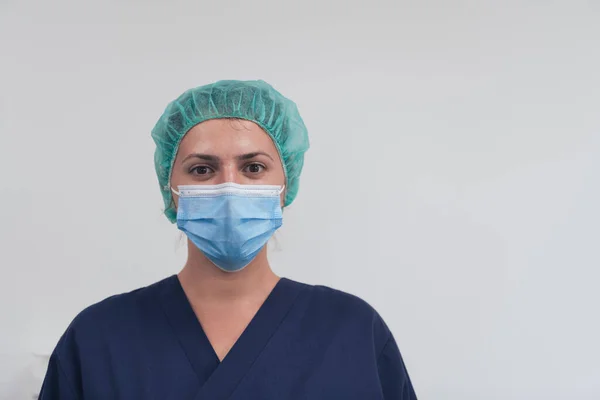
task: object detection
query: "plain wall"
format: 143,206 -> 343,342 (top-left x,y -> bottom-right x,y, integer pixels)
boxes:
1,0 -> 599,398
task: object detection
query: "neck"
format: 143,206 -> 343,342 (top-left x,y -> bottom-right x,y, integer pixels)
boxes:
178,240 -> 279,303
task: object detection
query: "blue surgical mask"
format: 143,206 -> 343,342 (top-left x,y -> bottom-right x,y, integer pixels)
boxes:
171,183 -> 284,272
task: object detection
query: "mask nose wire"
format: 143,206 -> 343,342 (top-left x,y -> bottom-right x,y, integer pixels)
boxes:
171,184 -> 284,197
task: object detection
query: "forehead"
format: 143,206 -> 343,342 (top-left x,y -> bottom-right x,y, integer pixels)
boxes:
177,118 -> 278,157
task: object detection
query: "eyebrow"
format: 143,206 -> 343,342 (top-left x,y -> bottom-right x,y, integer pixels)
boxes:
181,152 -> 275,163
182,153 -> 219,163
236,152 -> 275,162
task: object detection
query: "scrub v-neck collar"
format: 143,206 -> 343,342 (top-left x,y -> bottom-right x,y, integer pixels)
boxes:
160,275 -> 304,399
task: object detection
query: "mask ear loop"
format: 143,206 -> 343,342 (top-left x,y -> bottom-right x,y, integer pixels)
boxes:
279,185 -> 287,214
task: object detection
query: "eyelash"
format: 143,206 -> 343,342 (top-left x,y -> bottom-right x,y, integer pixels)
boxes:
243,163 -> 266,173
188,163 -> 266,175
189,165 -> 214,175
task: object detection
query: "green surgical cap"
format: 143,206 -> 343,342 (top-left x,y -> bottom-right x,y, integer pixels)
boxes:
151,80 -> 310,223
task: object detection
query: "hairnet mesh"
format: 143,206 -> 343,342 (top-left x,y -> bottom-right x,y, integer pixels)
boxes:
151,80 -> 310,223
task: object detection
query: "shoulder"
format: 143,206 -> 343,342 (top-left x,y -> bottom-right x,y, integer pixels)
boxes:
56,275 -> 175,347
311,283 -> 379,317
291,279 -> 392,353
47,276 -> 176,391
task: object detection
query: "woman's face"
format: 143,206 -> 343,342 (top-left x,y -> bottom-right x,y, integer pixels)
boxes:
170,118 -> 286,209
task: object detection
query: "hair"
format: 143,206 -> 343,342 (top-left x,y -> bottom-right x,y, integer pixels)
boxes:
227,117 -> 248,131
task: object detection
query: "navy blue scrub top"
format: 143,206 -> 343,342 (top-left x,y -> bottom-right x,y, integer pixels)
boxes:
39,276 -> 416,399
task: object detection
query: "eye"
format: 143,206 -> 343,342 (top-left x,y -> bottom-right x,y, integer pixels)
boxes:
243,163 -> 265,174
190,165 -> 214,175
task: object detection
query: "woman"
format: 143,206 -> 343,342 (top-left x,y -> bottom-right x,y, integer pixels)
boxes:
39,80 -> 417,399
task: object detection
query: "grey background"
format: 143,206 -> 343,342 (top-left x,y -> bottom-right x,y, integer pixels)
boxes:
1,0 -> 599,398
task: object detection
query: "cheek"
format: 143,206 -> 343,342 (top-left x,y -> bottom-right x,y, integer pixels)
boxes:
170,166 -> 184,188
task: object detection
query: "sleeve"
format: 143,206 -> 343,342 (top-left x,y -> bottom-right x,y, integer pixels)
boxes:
38,351 -> 79,400
377,333 -> 417,399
